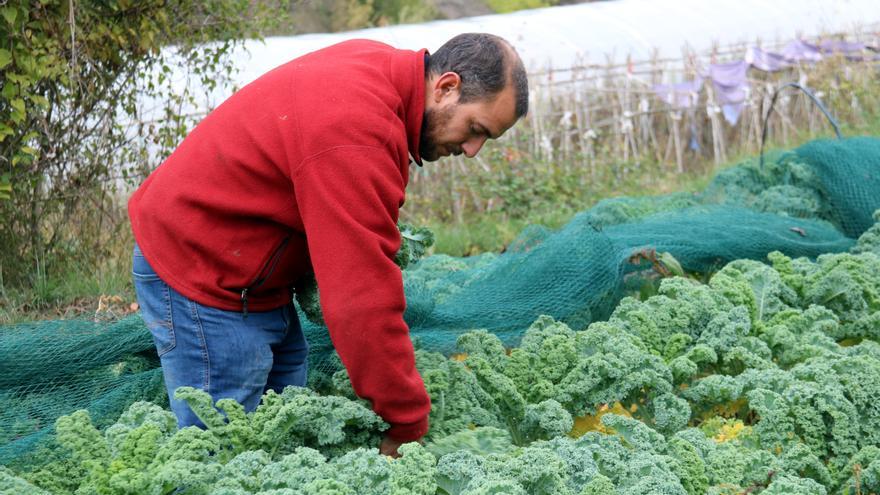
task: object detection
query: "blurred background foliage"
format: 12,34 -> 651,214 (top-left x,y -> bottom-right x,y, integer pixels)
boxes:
0,0 -> 291,291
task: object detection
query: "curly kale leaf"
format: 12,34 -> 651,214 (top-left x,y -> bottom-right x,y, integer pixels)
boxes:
435,450 -> 486,495
802,252 -> 880,324
0,467 -> 53,495
294,271 -> 324,326
173,386 -> 386,459
395,222 -> 436,269
852,209 -> 880,255
709,259 -> 797,324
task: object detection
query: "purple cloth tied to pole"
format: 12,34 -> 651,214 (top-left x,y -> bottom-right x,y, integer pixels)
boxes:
818,39 -> 878,61
745,46 -> 792,72
781,39 -> 823,63
708,60 -> 750,125
651,77 -> 704,108
819,39 -> 866,54
650,38 -> 876,127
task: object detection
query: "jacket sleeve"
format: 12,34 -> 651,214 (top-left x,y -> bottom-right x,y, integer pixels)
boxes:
292,145 -> 430,441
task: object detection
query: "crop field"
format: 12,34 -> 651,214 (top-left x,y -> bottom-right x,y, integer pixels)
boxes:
2,136 -> 880,494
3,231 -> 880,494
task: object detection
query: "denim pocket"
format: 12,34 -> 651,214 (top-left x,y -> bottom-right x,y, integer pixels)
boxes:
147,315 -> 176,357
132,244 -> 176,356
132,244 -> 162,282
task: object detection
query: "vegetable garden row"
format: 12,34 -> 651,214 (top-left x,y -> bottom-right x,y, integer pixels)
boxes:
3,209 -> 879,494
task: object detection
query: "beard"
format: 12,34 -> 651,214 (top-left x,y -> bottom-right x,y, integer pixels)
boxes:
419,104 -> 456,162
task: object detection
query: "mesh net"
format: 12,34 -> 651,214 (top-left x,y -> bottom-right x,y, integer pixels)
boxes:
795,137 -> 880,236
0,317 -> 166,465
2,136 -> 879,465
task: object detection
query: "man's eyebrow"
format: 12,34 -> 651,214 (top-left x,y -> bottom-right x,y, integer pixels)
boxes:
479,123 -> 500,139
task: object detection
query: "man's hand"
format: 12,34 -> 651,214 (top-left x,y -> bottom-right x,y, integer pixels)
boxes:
380,434 -> 425,458
379,435 -> 405,458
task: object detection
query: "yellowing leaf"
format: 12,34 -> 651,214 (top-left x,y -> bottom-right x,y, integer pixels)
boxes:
839,338 -> 862,347
713,420 -> 749,443
699,398 -> 748,420
569,402 -> 633,438
0,123 -> 12,142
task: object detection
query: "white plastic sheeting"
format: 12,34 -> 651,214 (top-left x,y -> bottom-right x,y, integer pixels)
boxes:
141,0 -> 879,121
231,0 -> 879,85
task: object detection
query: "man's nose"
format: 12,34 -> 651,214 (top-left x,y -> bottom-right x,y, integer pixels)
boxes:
462,136 -> 488,158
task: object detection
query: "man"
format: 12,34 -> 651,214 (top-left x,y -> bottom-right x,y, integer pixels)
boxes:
129,32 -> 528,456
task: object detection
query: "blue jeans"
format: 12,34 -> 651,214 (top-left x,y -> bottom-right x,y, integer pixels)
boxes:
132,244 -> 308,428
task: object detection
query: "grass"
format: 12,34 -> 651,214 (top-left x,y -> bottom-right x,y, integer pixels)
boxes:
423,137 -> 745,257
0,231 -> 137,325
426,168 -> 712,256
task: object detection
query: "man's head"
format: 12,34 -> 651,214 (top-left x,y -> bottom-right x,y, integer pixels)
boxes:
420,33 -> 529,162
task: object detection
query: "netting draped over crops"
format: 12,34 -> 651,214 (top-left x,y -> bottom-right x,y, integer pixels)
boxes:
2,136 -> 879,465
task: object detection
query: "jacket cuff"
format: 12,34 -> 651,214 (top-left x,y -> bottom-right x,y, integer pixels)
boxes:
385,415 -> 429,442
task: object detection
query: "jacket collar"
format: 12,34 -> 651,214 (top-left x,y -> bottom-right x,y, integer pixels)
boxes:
390,47 -> 427,167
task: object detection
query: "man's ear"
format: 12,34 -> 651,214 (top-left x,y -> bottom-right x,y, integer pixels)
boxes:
432,71 -> 461,103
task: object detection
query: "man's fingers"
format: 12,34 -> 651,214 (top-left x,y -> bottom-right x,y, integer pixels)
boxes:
379,436 -> 404,458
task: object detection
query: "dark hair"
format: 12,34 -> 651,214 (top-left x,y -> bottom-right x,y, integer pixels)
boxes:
426,33 -> 529,118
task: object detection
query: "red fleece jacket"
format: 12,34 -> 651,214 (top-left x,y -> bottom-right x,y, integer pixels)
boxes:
128,39 -> 431,441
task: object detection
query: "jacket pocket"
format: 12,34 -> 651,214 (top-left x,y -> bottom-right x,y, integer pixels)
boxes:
236,235 -> 292,316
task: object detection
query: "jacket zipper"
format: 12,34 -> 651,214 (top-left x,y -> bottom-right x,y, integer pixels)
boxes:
240,235 -> 291,317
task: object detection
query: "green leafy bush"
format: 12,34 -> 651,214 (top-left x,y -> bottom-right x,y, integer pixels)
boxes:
0,0 -> 288,290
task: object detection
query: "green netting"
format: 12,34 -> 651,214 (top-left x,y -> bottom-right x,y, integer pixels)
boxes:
604,205 -> 855,273
796,137 -> 880,236
2,136 -> 879,466
0,317 -> 166,465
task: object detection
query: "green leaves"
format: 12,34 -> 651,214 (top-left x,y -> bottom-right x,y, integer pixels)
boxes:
0,175 -> 11,200
0,49 -> 11,69
0,6 -> 18,26
8,98 -> 25,121
0,0 -> 288,287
